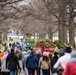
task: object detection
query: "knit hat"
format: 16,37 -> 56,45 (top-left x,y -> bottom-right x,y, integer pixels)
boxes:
26,50 -> 31,55
64,47 -> 72,53
43,52 -> 49,56
71,52 -> 76,58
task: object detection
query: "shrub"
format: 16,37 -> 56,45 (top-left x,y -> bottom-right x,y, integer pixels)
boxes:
54,40 -> 64,49
25,38 -> 35,43
33,39 -> 56,47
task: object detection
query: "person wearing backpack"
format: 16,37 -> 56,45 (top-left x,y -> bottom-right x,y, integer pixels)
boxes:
39,52 -> 51,75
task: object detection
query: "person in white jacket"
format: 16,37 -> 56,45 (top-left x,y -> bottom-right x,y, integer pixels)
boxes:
1,50 -> 10,75
53,47 -> 72,75
54,47 -> 72,69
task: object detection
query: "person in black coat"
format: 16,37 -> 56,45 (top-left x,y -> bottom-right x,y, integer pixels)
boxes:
6,49 -> 21,75
51,52 -> 59,73
36,50 -> 42,75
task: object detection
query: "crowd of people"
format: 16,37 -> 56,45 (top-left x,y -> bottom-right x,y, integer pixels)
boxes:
0,44 -> 76,75
22,46 -> 76,75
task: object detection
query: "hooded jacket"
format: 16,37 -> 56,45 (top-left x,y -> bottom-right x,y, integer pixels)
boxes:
23,50 -> 31,68
26,53 -> 38,69
6,52 -> 20,70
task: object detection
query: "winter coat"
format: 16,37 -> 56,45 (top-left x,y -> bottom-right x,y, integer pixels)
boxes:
51,55 -> 59,73
36,54 -> 42,63
26,54 -> 38,69
62,61 -> 76,75
51,55 -> 58,69
39,57 -> 50,70
6,53 -> 20,70
23,50 -> 31,68
54,53 -> 71,69
1,55 -> 10,72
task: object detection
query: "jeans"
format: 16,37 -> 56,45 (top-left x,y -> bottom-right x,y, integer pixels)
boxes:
10,70 -> 16,75
42,69 -> 50,75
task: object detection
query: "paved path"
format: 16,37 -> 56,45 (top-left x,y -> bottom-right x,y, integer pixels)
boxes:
18,70 -> 25,75
18,60 -> 25,75
18,61 -> 50,75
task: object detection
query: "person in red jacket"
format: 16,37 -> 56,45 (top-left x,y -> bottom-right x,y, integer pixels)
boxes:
62,51 -> 76,75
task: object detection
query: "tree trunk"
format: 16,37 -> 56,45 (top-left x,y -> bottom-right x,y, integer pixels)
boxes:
58,0 -> 67,43
34,32 -> 35,39
3,34 -> 7,41
63,22 -> 67,44
48,31 -> 53,40
39,33 -> 45,39
69,18 -> 75,47
69,0 -> 75,47
58,20 -> 67,43
37,33 -> 39,39
58,20 -> 64,42
0,33 -> 2,44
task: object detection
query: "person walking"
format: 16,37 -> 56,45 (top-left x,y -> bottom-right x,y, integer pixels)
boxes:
51,52 -> 59,73
1,50 -> 10,75
22,50 -> 27,71
26,51 -> 38,75
23,50 -> 32,75
36,50 -> 42,75
39,52 -> 51,75
6,49 -> 21,75
62,51 -> 76,75
53,47 -> 72,75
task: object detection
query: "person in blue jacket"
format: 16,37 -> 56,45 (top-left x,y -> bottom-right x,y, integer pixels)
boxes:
26,51 -> 38,75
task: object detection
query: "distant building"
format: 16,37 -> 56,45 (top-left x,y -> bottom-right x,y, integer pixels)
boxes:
7,31 -> 23,41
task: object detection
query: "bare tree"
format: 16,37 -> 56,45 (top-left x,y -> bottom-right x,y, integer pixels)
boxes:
0,0 -> 76,47
68,0 -> 76,47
